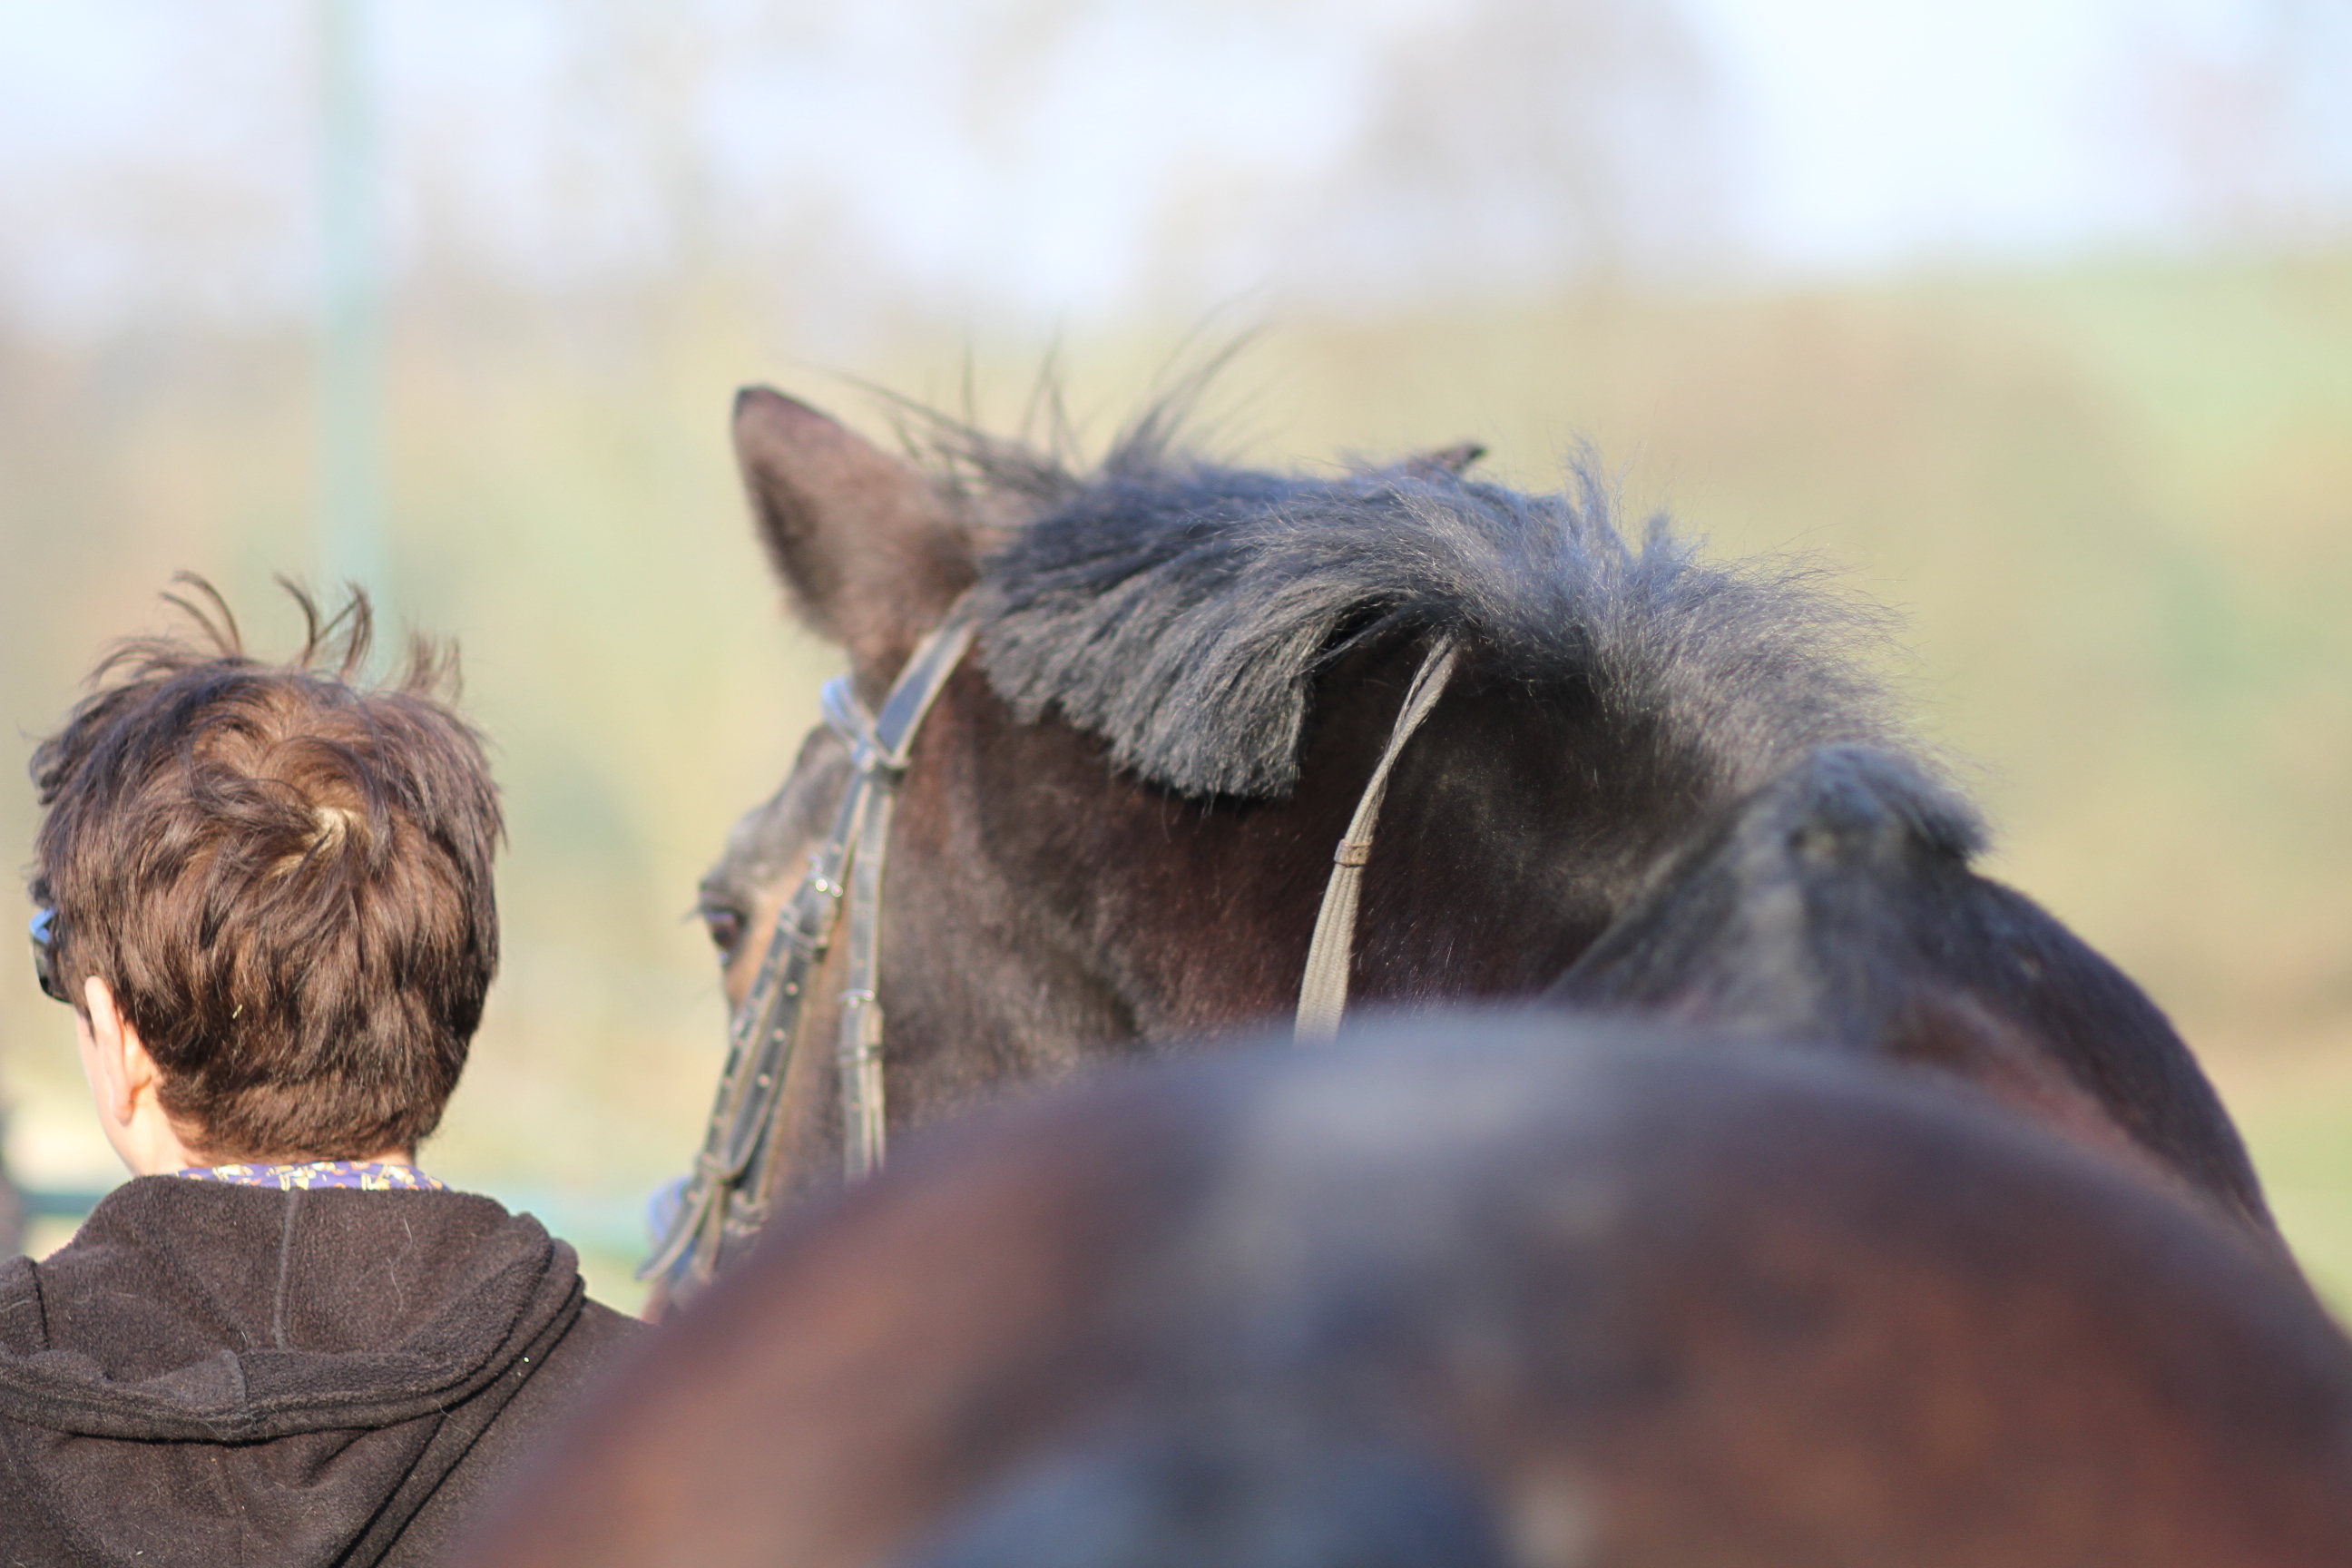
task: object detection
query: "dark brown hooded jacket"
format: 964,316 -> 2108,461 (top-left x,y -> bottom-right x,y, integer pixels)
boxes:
0,1177 -> 638,1566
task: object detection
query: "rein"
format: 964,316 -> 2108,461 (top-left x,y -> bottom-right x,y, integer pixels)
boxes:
643,610 -> 1459,1292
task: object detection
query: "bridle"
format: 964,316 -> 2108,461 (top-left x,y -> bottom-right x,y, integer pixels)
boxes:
643,595 -> 1457,1292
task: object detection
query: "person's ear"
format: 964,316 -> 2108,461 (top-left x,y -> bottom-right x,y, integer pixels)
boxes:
79,975 -> 152,1127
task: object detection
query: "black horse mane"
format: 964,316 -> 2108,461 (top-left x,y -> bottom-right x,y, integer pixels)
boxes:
936,405 -> 1942,811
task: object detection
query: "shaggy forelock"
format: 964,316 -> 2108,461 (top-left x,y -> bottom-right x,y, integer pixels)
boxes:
970,435 -> 1915,802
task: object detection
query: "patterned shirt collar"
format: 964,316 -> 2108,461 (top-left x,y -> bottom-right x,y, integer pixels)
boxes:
173,1160 -> 447,1192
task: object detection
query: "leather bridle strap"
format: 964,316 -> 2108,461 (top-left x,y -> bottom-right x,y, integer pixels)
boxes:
1294,636 -> 1461,1043
818,620 -> 974,1179
640,598 -> 976,1289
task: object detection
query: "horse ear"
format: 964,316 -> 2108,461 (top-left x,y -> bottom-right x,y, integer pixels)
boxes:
732,386 -> 975,675
1406,441 -> 1485,477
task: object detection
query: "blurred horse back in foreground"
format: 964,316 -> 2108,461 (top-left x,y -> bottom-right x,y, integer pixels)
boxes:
462,1014 -> 2352,1568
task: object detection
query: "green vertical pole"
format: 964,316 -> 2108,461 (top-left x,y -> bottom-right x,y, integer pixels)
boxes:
318,0 -> 388,620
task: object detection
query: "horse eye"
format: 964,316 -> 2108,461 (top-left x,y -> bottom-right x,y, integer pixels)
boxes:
701,906 -> 744,957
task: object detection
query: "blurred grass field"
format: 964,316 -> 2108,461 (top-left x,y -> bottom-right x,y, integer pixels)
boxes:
4,252 -> 2348,1314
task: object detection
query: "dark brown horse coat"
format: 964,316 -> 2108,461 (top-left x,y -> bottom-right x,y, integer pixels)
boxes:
460,1017 -> 2352,1568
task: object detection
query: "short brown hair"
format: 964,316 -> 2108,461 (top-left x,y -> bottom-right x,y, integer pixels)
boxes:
27,579 -> 504,1161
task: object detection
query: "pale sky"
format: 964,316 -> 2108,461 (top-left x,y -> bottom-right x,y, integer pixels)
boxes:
1686,0 -> 2347,269
0,0 -> 2345,334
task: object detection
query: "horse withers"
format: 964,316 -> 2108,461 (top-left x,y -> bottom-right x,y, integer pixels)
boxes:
462,1015 -> 2352,1568
677,387 -> 2268,1265
1548,742 -> 2273,1234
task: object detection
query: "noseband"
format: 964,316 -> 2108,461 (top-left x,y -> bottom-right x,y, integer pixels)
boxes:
645,603 -> 1457,1293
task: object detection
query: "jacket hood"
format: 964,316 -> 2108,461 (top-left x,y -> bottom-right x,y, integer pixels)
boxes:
0,1177 -> 585,1566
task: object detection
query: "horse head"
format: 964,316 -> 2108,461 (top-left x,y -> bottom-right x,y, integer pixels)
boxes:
685,386 -> 2267,1258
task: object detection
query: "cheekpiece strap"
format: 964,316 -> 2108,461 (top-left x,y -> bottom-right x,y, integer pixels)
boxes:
641,598 -> 977,1293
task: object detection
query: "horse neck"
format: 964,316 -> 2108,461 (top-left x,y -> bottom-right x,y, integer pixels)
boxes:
1334,658 -> 1715,1008
919,646 -> 1720,1045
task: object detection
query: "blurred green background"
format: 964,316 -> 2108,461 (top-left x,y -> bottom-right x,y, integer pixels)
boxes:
3,2 -> 2348,1314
